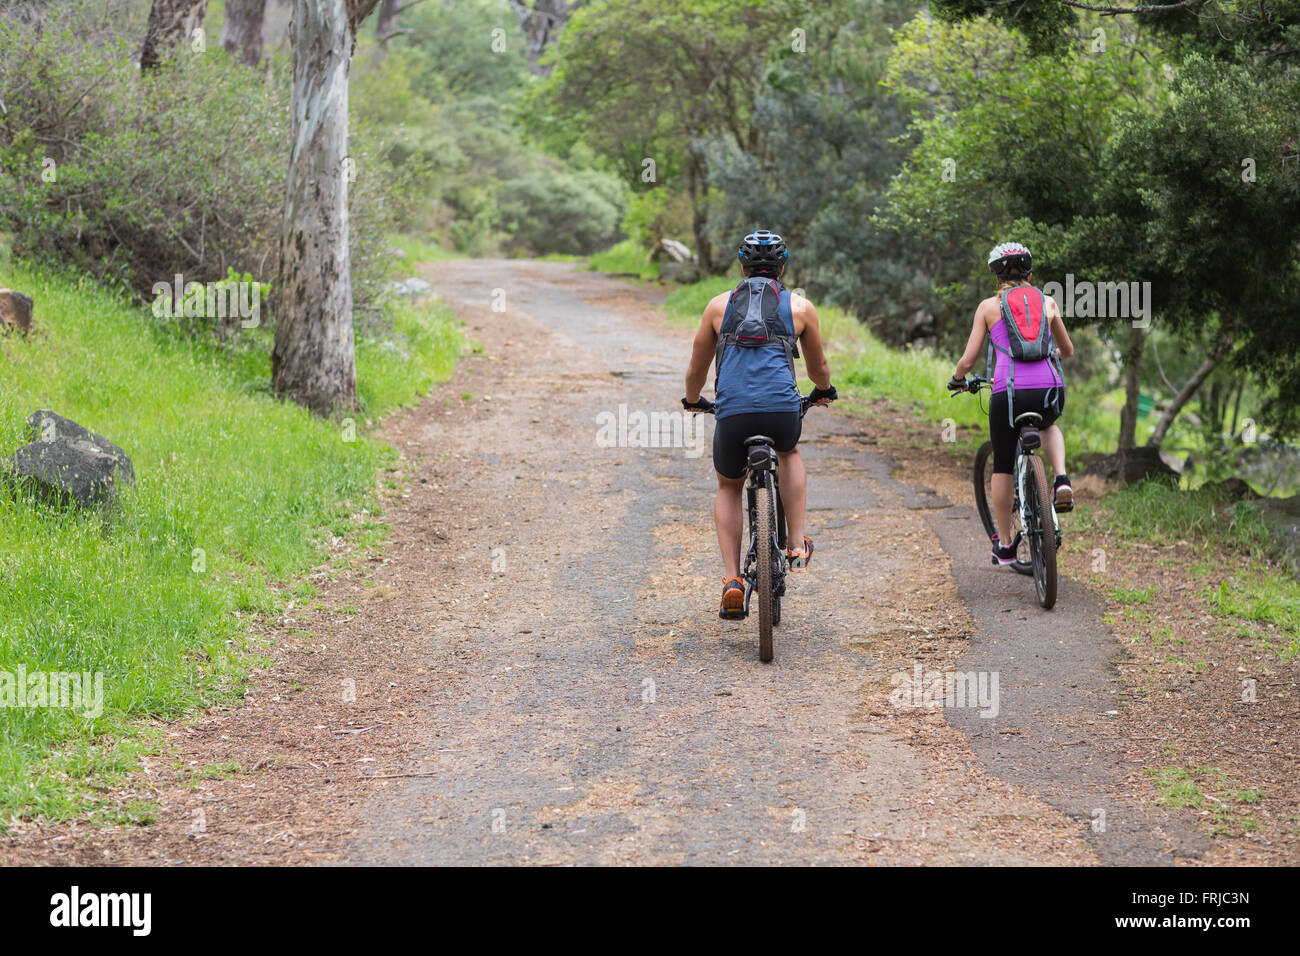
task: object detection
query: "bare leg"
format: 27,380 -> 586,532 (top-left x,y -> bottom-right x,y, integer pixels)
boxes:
1041,424 -> 1066,478
715,474 -> 746,579
992,473 -> 1015,544
776,446 -> 807,548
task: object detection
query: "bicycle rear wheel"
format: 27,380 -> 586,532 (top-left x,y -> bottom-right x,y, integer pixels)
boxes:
1025,455 -> 1058,610
755,483 -> 775,662
973,440 -> 1033,576
773,480 -> 785,628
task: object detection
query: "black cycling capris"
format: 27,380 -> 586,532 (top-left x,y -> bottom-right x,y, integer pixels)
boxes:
989,388 -> 1064,474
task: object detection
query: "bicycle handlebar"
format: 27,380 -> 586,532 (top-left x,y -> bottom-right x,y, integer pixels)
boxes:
949,375 -> 989,396
682,392 -> 833,418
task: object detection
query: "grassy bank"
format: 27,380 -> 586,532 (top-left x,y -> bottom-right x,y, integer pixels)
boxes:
0,262 -> 461,825
588,239 -> 658,279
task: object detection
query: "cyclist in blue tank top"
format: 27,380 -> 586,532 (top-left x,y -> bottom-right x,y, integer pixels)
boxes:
683,231 -> 837,620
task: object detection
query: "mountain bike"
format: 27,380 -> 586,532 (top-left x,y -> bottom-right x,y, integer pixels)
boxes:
693,395 -> 826,662
953,376 -> 1059,610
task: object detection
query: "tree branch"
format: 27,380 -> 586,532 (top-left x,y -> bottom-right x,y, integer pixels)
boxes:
1055,0 -> 1204,14
1147,334 -> 1234,449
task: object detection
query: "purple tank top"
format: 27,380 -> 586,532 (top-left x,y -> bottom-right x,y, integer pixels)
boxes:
990,318 -> 1063,393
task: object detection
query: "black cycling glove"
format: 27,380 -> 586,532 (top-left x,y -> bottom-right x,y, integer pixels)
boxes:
682,396 -> 714,413
947,376 -> 967,392
808,384 -> 838,404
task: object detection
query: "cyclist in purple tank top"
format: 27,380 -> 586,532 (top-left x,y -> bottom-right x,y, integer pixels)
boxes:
949,243 -> 1076,566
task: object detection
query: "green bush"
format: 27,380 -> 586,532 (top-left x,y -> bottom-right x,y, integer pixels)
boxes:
496,168 -> 626,256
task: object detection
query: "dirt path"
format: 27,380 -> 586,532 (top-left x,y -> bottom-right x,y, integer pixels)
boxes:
339,260 -> 1098,864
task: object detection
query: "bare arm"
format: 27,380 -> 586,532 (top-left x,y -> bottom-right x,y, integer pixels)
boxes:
953,302 -> 989,379
1048,298 -> 1074,359
797,299 -> 832,391
684,298 -> 722,402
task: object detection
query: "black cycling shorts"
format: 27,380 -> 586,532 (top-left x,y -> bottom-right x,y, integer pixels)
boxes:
713,411 -> 802,479
990,387 -> 1064,474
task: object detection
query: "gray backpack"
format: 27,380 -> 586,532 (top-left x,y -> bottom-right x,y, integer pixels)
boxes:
714,277 -> 800,381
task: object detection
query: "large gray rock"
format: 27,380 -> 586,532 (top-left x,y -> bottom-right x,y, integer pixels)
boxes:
658,260 -> 702,285
3,438 -> 122,510
1258,495 -> 1300,572
2,412 -> 134,512
25,410 -> 134,485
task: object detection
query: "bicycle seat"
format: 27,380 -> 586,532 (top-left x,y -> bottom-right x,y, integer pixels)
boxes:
744,435 -> 775,447
1014,411 -> 1043,427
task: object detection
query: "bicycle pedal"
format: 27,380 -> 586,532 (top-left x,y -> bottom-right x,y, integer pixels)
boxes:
1054,501 -> 1074,514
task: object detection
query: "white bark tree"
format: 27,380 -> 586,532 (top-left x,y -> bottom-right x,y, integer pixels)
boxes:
270,0 -> 380,415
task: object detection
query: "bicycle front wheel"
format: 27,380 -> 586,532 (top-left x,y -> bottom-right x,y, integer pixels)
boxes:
974,440 -> 1033,576
755,483 -> 775,662
1025,455 -> 1058,610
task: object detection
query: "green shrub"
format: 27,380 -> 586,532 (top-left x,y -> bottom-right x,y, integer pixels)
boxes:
496,168 -> 626,256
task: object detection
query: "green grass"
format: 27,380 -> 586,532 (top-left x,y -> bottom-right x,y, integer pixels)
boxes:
1146,765 -> 1264,837
1105,481 -> 1277,560
0,260 -> 460,826
1110,585 -> 1156,604
588,239 -> 658,280
1208,574 -> 1300,659
356,298 -> 462,413
1146,767 -> 1206,809
386,232 -> 458,265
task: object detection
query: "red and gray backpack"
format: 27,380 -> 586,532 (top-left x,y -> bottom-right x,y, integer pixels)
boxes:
987,285 -> 1066,423
996,286 -> 1053,361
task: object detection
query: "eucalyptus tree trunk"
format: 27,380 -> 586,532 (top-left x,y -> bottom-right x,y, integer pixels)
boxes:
220,0 -> 268,66
140,0 -> 208,71
1116,323 -> 1146,476
271,0 -> 359,415
686,149 -> 715,275
375,0 -> 399,43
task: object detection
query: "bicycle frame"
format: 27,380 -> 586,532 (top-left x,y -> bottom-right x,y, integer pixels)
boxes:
1015,444 -> 1060,543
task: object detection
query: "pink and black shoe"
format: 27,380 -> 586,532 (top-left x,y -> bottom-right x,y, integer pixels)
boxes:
991,532 -> 1022,566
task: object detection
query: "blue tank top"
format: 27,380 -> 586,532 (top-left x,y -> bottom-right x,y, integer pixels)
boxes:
714,289 -> 802,420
